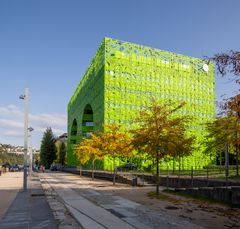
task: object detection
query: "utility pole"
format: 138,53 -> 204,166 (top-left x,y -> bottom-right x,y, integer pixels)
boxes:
20,88 -> 29,192
28,127 -> 34,179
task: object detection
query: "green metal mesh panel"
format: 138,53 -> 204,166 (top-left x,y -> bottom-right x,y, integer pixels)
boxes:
68,37 -> 215,169
67,42 -> 105,166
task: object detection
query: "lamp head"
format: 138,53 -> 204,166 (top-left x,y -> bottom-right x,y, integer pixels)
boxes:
28,127 -> 34,132
19,94 -> 25,100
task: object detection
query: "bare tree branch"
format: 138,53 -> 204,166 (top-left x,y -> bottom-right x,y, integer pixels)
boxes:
206,51 -> 240,84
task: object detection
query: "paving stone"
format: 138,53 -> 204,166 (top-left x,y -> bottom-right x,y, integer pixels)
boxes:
0,174 -> 57,229
39,172 -> 206,229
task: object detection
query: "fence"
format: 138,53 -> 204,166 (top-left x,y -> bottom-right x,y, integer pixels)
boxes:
66,165 -> 240,187
156,165 -> 238,181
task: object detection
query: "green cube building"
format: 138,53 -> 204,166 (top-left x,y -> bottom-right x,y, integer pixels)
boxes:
67,37 -> 215,169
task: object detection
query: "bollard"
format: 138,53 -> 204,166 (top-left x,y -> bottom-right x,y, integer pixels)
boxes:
132,177 -> 137,186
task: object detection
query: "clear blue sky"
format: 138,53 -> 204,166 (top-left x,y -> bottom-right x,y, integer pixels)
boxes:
0,0 -> 239,148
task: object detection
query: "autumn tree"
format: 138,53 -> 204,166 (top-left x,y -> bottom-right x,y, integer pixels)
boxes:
205,116 -> 239,174
205,118 -> 229,165
207,48 -> 240,175
75,124 -> 132,184
75,132 -> 106,179
75,137 -> 92,166
101,124 -> 133,184
206,94 -> 240,175
208,51 -> 240,84
131,101 -> 195,195
229,95 -> 240,176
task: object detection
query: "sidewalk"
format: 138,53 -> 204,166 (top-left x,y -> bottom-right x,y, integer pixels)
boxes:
0,172 -> 23,219
39,172 -> 205,229
40,173 -> 135,229
0,172 -> 57,229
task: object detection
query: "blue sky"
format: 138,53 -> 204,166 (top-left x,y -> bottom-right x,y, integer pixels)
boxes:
0,0 -> 239,148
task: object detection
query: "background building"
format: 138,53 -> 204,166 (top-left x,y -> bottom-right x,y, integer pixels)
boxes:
68,37 -> 215,169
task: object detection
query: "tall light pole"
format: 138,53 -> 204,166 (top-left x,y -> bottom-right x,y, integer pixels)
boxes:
19,88 -> 29,192
28,127 -> 34,179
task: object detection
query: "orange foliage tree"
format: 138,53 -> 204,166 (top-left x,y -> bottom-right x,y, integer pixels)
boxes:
206,94 -> 240,175
131,101 -> 195,195
101,124 -> 133,185
75,132 -> 106,179
75,124 -> 133,184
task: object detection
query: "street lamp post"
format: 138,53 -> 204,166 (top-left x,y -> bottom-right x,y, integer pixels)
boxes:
19,88 -> 29,192
28,127 -> 34,179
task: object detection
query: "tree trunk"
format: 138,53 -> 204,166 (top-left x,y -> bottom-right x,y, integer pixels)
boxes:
178,156 -> 181,187
156,151 -> 159,195
182,157 -> 184,171
172,157 -> 175,175
92,160 -> 95,180
113,157 -> 116,185
236,145 -> 239,176
178,156 -> 181,176
220,151 -> 222,166
225,143 -> 229,183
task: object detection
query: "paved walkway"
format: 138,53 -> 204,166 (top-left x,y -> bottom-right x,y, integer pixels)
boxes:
40,173 -> 134,229
0,172 -> 57,229
39,172 -> 205,229
0,172 -> 23,219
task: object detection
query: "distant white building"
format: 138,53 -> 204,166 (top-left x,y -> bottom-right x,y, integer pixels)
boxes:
57,133 -> 67,143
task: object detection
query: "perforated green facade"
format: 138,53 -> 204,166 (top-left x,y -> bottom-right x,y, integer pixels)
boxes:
67,37 -> 215,169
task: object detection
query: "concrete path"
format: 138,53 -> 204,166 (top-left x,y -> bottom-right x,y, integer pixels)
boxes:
0,172 -> 23,219
40,173 -> 134,229
0,172 -> 57,229
39,172 -> 205,229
